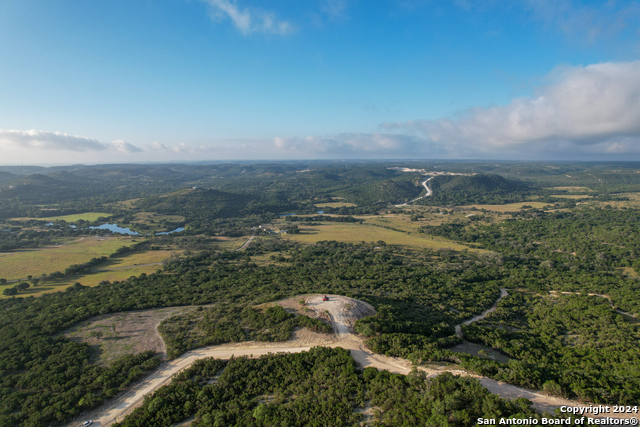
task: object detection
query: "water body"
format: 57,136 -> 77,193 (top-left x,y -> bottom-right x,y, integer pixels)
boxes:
89,223 -> 184,235
46,222 -> 76,228
90,223 -> 140,235
156,227 -> 185,235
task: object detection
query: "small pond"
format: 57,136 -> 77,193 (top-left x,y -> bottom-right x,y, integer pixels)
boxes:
89,224 -> 184,235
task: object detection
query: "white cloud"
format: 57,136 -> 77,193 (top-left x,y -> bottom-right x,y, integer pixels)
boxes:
111,139 -> 143,153
0,129 -> 108,152
382,61 -> 640,157
201,0 -> 293,35
0,129 -> 147,156
148,141 -> 214,154
321,0 -> 349,20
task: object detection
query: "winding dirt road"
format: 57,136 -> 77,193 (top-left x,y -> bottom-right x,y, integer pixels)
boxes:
395,177 -> 433,207
65,294 -> 635,427
455,287 -> 509,338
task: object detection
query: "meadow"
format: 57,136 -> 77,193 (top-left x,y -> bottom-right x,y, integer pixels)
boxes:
314,201 -> 358,208
0,247 -> 182,297
11,212 -> 112,222
463,202 -> 550,212
283,221 -> 480,252
0,236 -> 134,281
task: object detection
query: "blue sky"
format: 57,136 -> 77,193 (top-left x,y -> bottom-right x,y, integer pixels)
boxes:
1,0 -> 640,164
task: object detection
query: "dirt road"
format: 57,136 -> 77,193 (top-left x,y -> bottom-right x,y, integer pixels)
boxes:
455,287 -> 509,337
395,177 -> 433,207
66,294 -> 635,427
235,234 -> 255,251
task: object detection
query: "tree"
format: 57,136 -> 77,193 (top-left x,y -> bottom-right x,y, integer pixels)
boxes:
3,287 -> 18,296
17,282 -> 30,292
0,278 -> 6,284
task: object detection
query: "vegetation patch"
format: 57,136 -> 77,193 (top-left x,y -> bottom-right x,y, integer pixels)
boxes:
159,304 -> 331,358
112,349 -> 551,427
0,236 -> 135,282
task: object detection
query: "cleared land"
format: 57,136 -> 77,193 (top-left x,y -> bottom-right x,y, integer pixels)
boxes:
63,307 -> 191,365
11,212 -> 112,222
314,201 -> 357,208
0,236 -> 134,281
550,194 -> 591,199
546,186 -> 594,192
283,222 -> 481,252
463,202 -> 550,212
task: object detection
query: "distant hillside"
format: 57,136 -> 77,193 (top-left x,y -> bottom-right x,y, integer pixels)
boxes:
137,188 -> 302,224
0,173 -> 92,203
0,171 -> 17,184
337,178 -> 423,205
418,174 -> 532,206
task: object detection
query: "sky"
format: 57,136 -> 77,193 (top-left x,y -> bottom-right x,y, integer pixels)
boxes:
1,0 -> 640,165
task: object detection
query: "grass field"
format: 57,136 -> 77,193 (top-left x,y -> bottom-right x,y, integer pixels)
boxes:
0,247 -> 181,297
463,202 -> 550,212
11,212 -> 112,222
547,186 -> 594,192
550,194 -> 591,199
315,202 -> 358,208
1,265 -> 163,297
283,222 -> 481,252
619,267 -> 639,278
0,236 -> 135,281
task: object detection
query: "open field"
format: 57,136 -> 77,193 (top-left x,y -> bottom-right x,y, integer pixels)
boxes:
463,202 -> 550,212
0,236 -> 135,281
546,186 -> 594,192
0,244 -> 182,297
619,267 -> 639,278
550,194 -> 591,199
1,263 -> 169,298
62,306 -> 191,365
10,212 -> 112,222
283,222 -> 482,252
583,192 -> 640,209
314,201 -> 357,208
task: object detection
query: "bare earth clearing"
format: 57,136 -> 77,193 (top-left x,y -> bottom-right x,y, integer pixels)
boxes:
63,307 -> 192,364
65,295 -> 634,427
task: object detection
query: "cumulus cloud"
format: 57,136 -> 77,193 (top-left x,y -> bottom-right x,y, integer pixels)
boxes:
201,0 -> 293,35
0,129 -> 107,152
111,139 -> 143,153
382,61 -> 640,157
148,141 -> 214,154
0,129 -> 146,155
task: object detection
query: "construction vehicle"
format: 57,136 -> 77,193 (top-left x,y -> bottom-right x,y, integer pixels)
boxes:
322,295 -> 329,301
